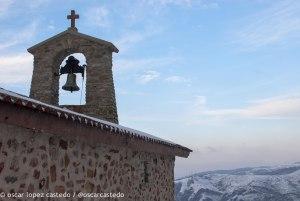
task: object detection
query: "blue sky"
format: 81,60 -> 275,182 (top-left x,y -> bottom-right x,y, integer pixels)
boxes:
0,0 -> 300,178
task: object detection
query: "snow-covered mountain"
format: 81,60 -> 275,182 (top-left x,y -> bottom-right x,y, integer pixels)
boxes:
175,163 -> 300,201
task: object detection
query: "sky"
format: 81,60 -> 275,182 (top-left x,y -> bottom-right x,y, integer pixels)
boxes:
0,0 -> 300,178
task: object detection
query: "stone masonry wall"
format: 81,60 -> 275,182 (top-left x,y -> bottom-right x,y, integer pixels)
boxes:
0,122 -> 175,201
29,31 -> 118,123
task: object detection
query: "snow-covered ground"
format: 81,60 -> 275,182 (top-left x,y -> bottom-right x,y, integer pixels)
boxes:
175,163 -> 300,201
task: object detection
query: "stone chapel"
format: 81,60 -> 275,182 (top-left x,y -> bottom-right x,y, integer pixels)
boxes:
0,10 -> 191,201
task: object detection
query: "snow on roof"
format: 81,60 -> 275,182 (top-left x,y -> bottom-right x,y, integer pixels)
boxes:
0,87 -> 191,152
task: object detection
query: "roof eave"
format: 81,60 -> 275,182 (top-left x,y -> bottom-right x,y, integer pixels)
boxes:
0,88 -> 192,157
0,100 -> 191,157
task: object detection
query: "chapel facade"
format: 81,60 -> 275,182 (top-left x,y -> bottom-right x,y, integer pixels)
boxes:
0,10 -> 191,201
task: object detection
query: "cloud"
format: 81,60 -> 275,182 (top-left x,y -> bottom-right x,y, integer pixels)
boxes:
232,0 -> 300,50
194,95 -> 207,109
0,22 -> 38,50
115,27 -> 163,53
116,0 -> 218,27
0,53 -> 33,84
27,0 -> 49,9
85,6 -> 110,28
165,75 -> 190,83
0,0 -> 49,17
146,0 -> 193,6
137,70 -> 160,84
145,0 -> 219,8
47,20 -> 55,30
115,56 -> 180,72
176,140 -> 300,177
193,94 -> 300,120
0,0 -> 13,14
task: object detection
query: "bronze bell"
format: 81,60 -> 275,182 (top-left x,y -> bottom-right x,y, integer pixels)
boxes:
58,56 -> 86,92
62,73 -> 79,92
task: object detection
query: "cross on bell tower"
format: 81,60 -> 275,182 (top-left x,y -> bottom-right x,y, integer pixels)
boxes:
67,10 -> 79,30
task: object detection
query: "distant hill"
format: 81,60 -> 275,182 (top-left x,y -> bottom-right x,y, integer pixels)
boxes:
175,163 -> 300,201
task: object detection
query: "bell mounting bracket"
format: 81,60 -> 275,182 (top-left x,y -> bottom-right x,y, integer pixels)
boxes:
56,56 -> 86,77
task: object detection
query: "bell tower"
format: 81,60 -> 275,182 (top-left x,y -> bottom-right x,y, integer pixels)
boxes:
28,10 -> 119,123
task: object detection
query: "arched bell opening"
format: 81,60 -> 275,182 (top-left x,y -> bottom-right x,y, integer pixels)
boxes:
58,53 -> 87,105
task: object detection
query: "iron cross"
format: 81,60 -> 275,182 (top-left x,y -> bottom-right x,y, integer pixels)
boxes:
67,10 -> 79,28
